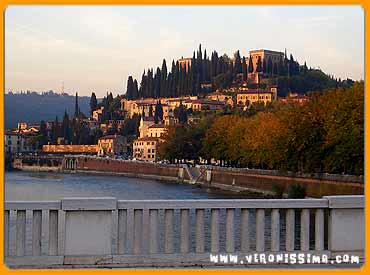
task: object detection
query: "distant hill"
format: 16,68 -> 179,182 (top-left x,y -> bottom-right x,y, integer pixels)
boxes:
4,92 -> 94,129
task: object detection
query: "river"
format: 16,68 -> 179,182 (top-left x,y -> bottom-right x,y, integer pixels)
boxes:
5,171 -> 265,201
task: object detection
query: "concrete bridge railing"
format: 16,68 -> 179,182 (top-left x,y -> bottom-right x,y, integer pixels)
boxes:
4,196 -> 364,268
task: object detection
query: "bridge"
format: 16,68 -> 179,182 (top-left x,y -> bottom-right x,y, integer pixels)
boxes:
4,196 -> 364,268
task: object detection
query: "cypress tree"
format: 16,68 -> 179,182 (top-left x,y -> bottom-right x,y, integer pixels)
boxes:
203,49 -> 208,82
267,57 -> 273,76
273,62 -> 278,75
197,44 -> 203,82
148,104 -> 153,117
278,57 -> 284,76
256,56 -> 262,72
39,120 -> 48,147
242,56 -> 247,81
52,116 -> 59,144
262,58 -> 267,74
133,79 -> 139,99
248,55 -> 254,73
139,71 -> 147,98
160,59 -> 168,97
90,92 -> 98,115
233,50 -> 242,74
303,61 -> 308,74
62,110 -> 71,144
154,100 -> 164,122
74,92 -> 79,118
126,76 -> 134,99
210,52 -> 214,80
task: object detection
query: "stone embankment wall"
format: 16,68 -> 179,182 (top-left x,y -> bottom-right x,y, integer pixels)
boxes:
75,156 -> 180,182
197,166 -> 364,197
14,155 -> 364,197
12,157 -> 63,172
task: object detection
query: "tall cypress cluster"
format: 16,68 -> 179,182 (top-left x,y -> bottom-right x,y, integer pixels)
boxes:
125,45 -> 308,100
125,44 -> 241,100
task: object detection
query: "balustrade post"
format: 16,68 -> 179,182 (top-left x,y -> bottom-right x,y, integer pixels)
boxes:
49,210 -> 59,255
325,196 -> 364,256
164,209 -> 174,253
195,209 -> 205,253
240,209 -> 250,252
285,209 -> 295,251
5,210 -> 10,257
32,210 -> 42,256
16,210 -> 26,256
211,209 -> 219,252
256,209 -> 265,252
271,209 -> 280,252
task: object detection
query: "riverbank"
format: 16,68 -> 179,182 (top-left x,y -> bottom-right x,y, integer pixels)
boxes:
69,156 -> 363,197
13,155 -> 364,198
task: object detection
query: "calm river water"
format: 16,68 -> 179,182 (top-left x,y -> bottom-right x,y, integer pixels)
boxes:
4,171 -> 258,201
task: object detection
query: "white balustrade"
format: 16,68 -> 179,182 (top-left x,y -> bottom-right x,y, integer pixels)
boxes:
4,196 -> 364,268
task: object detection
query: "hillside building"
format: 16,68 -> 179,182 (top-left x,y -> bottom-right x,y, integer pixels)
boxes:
246,49 -> 285,73
133,137 -> 160,161
178,57 -> 192,72
236,87 -> 277,106
97,134 -> 127,156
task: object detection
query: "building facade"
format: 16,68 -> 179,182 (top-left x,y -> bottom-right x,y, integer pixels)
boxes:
97,135 -> 127,156
4,132 -> 33,154
92,107 -> 105,122
133,137 -> 160,161
236,88 -> 277,106
246,49 -> 285,73
147,124 -> 167,138
178,57 -> 192,72
42,144 -> 99,154
183,99 -> 226,112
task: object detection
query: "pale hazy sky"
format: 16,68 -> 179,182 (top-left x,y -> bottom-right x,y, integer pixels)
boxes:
5,5 -> 364,97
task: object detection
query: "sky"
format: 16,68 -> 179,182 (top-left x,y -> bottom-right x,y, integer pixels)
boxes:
5,5 -> 364,97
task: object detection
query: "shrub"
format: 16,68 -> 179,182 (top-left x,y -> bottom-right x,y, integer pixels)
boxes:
272,183 -> 285,199
287,183 -> 306,198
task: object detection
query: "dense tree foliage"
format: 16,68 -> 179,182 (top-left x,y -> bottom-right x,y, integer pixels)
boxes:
159,82 -> 364,175
119,114 -> 141,138
158,116 -> 214,163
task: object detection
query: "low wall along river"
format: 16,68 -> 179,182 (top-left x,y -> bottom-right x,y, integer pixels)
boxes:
13,155 -> 364,198
59,156 -> 363,198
